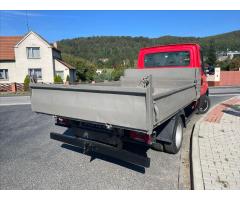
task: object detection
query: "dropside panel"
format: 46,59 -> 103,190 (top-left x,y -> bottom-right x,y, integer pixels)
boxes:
31,84 -> 148,132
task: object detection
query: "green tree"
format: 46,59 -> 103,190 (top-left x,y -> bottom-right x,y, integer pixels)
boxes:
206,40 -> 217,66
24,75 -> 30,91
57,30 -> 240,70
216,58 -> 231,71
229,57 -> 240,71
62,53 -> 96,82
216,57 -> 240,71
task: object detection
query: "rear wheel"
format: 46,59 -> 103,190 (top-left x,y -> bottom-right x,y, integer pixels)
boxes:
164,116 -> 183,154
197,95 -> 210,114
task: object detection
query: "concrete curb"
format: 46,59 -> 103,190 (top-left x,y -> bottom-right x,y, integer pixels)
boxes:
191,120 -> 204,189
0,103 -> 31,106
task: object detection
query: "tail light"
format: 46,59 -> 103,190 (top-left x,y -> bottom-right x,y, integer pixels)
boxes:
129,131 -> 152,145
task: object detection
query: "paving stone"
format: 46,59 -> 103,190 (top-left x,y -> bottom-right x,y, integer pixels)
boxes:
196,96 -> 240,189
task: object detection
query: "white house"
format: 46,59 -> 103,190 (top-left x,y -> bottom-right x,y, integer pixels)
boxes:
0,31 -> 76,84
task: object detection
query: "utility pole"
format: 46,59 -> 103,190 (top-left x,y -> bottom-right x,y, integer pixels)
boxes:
25,10 -> 30,32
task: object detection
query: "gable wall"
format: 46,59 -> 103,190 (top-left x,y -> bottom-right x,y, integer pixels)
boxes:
54,59 -> 70,82
14,33 -> 54,83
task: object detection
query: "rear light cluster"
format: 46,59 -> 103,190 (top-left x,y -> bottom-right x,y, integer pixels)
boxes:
129,131 -> 152,145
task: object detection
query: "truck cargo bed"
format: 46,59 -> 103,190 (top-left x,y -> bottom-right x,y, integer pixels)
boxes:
30,68 -> 200,134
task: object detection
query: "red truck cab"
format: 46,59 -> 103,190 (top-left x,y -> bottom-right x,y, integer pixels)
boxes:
137,43 -> 209,98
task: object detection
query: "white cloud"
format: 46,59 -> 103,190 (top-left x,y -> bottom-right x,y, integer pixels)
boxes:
0,10 -> 44,17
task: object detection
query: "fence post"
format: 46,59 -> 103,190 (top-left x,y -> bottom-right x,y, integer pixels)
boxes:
11,82 -> 17,93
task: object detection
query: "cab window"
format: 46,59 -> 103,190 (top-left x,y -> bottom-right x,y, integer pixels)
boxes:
144,51 -> 190,67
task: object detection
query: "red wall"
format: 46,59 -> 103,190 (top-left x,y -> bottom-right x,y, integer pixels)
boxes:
208,71 -> 240,87
219,71 -> 240,86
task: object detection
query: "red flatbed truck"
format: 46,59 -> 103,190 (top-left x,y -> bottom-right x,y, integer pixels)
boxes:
30,43 -> 210,168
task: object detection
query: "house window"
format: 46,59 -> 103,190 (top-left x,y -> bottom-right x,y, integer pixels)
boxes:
55,71 -> 64,80
29,68 -> 42,79
27,47 -> 40,59
0,69 -> 9,80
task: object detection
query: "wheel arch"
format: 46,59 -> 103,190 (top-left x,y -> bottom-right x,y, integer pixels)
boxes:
155,109 -> 186,144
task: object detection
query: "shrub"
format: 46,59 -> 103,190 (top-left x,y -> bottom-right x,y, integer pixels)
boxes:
66,75 -> 70,82
54,75 -> 63,84
24,75 -> 30,91
111,67 -> 124,81
93,69 -> 113,82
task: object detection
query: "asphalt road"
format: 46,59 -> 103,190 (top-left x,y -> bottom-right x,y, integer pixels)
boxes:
0,92 -> 237,189
0,96 -> 30,106
209,86 -> 240,96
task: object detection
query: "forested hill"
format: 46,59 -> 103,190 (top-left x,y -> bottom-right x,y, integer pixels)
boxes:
58,30 -> 240,67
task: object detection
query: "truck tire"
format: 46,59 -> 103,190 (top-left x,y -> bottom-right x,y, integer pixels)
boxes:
163,116 -> 183,154
197,95 -> 210,114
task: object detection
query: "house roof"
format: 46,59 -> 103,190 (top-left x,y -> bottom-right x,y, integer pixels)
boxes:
0,32 -> 74,70
0,31 -> 62,61
55,59 -> 76,69
0,36 -> 23,61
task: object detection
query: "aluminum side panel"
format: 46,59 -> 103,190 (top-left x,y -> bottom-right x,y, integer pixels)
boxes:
153,86 -> 196,125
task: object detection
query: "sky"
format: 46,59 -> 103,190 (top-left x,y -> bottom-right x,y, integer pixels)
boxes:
0,10 -> 240,42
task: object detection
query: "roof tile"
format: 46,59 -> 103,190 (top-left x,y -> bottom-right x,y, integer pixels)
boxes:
0,36 -> 23,61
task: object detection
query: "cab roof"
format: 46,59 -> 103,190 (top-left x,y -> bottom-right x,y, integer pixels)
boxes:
140,43 -> 200,51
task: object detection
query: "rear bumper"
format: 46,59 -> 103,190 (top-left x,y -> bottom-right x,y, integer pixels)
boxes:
50,132 -> 150,168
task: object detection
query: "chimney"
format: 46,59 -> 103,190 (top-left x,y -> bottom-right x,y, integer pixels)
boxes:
53,42 -> 57,49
